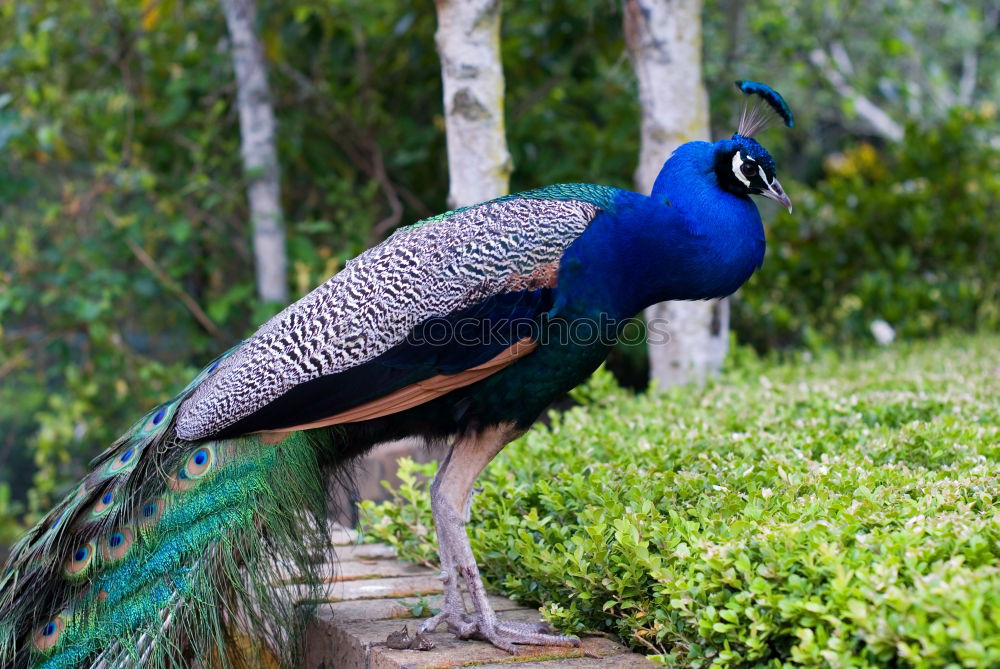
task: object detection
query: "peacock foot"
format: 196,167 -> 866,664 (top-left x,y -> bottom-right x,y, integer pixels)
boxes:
425,429 -> 580,653
467,617 -> 581,653
419,608 -> 579,653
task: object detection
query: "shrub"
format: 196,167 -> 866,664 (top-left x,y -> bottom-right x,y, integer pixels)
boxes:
360,334 -> 1000,666
735,107 -> 1000,351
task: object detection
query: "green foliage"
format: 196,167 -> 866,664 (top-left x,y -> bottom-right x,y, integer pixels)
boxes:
736,107 -> 1000,350
0,0 -> 638,529
401,596 -> 440,619
1,0 -> 997,542
363,457 -> 438,568
360,334 -> 1000,666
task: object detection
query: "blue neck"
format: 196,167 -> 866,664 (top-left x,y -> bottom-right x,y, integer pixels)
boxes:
557,141 -> 765,319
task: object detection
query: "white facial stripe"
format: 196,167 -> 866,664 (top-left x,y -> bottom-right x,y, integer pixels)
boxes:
732,152 -> 751,187
758,165 -> 767,184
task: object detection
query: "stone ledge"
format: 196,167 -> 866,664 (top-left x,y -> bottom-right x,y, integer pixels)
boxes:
298,531 -> 657,669
308,610 -> 648,669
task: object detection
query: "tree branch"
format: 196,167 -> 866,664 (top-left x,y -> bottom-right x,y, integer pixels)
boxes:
367,144 -> 405,243
275,59 -> 433,225
808,47 -> 904,141
125,238 -> 225,340
0,336 -> 53,380
957,49 -> 977,106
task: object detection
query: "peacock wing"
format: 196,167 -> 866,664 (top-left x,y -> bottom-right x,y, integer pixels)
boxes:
175,189 -> 616,440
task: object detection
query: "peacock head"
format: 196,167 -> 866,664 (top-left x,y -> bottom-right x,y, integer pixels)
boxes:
714,135 -> 791,212
713,80 -> 794,213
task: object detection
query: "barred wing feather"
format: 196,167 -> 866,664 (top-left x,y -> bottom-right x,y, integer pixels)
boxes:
176,196 -> 603,441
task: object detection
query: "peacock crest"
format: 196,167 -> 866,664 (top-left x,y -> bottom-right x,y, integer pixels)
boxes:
735,79 -> 795,138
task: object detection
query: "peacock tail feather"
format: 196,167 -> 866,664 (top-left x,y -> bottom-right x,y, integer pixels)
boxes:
0,186 -> 622,668
0,351 -> 332,668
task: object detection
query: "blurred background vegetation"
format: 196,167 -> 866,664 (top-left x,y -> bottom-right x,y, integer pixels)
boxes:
0,0 -> 997,546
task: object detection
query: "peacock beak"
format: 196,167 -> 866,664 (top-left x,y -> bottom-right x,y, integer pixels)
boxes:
760,177 -> 792,213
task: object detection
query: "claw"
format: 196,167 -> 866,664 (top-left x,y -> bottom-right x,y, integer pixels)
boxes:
420,609 -> 579,653
417,611 -> 448,634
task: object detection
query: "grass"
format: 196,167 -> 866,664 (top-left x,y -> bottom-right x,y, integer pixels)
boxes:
359,334 -> 1000,667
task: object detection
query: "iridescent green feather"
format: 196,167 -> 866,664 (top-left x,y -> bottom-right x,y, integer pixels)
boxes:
30,432 -> 327,669
0,349 -> 331,668
404,183 -> 619,231
513,183 -> 619,209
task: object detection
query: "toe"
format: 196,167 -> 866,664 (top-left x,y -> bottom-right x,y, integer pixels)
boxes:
418,611 -> 448,634
454,617 -> 480,639
477,632 -> 516,653
496,620 -> 557,636
481,621 -> 580,648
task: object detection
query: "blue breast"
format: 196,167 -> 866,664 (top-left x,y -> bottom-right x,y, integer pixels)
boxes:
554,142 -> 765,319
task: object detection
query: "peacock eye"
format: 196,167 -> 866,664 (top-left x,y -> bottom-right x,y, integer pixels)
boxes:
740,160 -> 757,178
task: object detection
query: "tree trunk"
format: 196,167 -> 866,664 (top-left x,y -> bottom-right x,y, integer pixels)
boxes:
220,0 -> 288,304
434,0 -> 512,208
347,0 -> 514,521
625,0 -> 729,388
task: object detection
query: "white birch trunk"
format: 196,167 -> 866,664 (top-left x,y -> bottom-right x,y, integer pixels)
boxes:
350,0 -> 514,516
220,0 -> 288,304
435,0 -> 512,207
625,0 -> 729,388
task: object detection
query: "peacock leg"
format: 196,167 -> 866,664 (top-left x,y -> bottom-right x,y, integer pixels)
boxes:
417,424 -> 580,652
420,444 -> 471,632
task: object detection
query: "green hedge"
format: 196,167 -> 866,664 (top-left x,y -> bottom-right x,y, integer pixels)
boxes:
360,334 -> 1000,667
735,107 -> 1000,351
2,1 -> 997,534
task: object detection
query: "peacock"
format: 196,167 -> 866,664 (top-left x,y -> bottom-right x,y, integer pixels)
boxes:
0,81 -> 794,667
